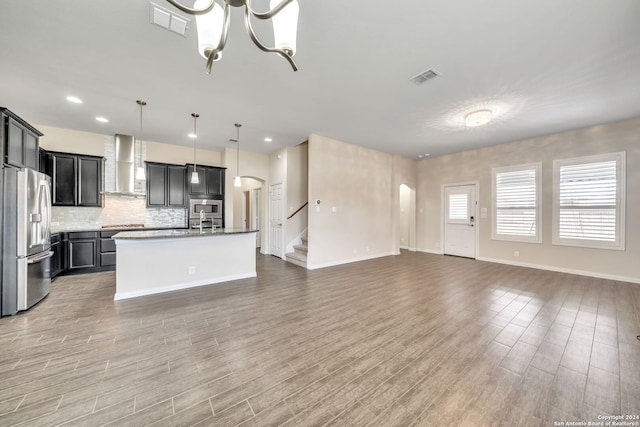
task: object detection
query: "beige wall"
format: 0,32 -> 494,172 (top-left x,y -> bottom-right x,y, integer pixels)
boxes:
145,141 -> 220,166
37,124 -> 221,166
223,148 -> 269,252
307,134 -> 394,268
264,143 -> 309,255
391,155 -> 417,254
416,117 -> 640,283
232,178 -> 263,232
286,142 -> 309,248
37,125 -> 108,156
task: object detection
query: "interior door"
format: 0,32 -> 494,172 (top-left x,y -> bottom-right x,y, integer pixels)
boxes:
243,191 -> 250,229
269,183 -> 283,258
444,184 -> 476,258
254,188 -> 261,248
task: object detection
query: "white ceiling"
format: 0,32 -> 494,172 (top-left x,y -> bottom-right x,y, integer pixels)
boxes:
2,0 -> 640,158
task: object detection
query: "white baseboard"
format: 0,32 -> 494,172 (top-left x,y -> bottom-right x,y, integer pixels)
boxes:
307,252 -> 395,270
476,256 -> 640,285
114,272 -> 257,301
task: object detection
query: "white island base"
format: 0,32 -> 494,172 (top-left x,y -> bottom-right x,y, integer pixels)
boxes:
113,229 -> 257,300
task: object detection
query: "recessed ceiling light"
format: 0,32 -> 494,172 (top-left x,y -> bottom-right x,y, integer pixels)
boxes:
188,133 -> 197,138
264,137 -> 273,142
66,96 -> 83,104
465,109 -> 492,127
417,153 -> 430,159
95,117 -> 109,123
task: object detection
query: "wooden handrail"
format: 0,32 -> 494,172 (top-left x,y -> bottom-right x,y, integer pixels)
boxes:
287,201 -> 308,220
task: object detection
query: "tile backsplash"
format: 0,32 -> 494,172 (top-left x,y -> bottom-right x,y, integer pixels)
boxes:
51,136 -> 186,231
51,194 -> 187,231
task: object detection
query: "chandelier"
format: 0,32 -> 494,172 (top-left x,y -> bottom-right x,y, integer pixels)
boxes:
165,0 -> 300,74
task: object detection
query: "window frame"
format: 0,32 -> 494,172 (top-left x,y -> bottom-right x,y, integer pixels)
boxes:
491,162 -> 542,243
552,151 -> 626,250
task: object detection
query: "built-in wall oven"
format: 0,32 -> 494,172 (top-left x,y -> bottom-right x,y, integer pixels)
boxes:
188,198 -> 222,229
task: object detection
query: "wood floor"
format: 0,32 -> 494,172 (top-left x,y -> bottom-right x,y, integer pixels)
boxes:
0,251 -> 638,426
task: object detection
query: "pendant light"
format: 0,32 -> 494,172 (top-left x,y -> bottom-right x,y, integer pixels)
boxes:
135,100 -> 147,180
191,113 -> 200,184
233,123 -> 241,187
165,0 -> 300,75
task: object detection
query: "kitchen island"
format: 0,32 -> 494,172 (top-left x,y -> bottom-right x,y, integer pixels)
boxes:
112,228 -> 257,300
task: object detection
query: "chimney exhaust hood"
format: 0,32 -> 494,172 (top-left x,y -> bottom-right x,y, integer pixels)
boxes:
114,134 -> 145,195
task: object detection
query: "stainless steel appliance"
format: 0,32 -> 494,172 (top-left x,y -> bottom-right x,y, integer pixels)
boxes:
2,168 -> 52,314
188,198 -> 222,229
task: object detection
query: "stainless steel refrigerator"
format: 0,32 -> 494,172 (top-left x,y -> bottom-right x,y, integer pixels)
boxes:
2,167 -> 52,315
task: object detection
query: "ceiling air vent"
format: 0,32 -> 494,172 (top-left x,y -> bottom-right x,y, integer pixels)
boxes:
409,68 -> 440,85
150,2 -> 190,37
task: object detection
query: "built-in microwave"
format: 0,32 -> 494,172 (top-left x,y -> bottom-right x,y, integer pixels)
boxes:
189,198 -> 222,220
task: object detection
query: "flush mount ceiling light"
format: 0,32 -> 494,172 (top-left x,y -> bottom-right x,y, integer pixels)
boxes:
135,100 -> 147,180
464,109 -> 493,127
264,137 -> 272,142
191,113 -> 200,184
95,116 -> 109,123
165,0 -> 299,75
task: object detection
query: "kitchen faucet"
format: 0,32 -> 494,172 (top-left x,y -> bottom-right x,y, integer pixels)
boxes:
199,209 -> 205,233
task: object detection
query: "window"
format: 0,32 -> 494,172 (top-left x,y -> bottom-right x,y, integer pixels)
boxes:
492,163 -> 541,243
553,152 -> 626,250
448,193 -> 469,223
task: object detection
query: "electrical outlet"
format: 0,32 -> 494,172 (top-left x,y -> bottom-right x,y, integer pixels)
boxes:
188,266 -> 196,275
514,251 -> 519,257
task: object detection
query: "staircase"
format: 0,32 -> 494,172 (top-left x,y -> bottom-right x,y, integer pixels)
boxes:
286,236 -> 308,268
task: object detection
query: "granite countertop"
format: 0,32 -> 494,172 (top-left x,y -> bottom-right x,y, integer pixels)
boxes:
112,228 -> 257,240
50,226 -> 186,234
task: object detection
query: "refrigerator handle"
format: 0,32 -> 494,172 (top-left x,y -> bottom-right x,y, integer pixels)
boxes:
27,251 -> 54,264
38,180 -> 52,241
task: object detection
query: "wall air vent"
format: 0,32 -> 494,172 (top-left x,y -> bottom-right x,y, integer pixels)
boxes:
150,2 -> 189,37
409,68 -> 440,85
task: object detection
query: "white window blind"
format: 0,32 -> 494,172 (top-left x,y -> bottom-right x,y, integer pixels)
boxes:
448,193 -> 468,222
492,163 -> 541,243
553,152 -> 625,250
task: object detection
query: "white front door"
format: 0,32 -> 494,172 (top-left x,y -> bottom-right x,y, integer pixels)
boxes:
269,183 -> 284,258
444,184 -> 477,258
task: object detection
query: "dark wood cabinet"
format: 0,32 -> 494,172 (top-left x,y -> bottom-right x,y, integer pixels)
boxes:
99,231 -> 118,267
206,167 -> 224,196
146,162 -> 186,207
1,108 -> 42,169
49,152 -> 103,207
168,165 -> 187,206
50,233 -> 67,279
78,156 -> 102,206
25,132 -> 38,169
39,148 -> 51,176
52,153 -> 76,205
67,231 -> 98,271
147,163 -> 167,206
187,164 -> 225,197
186,165 -> 205,195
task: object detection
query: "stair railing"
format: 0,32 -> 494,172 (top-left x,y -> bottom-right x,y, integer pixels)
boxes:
287,201 -> 308,220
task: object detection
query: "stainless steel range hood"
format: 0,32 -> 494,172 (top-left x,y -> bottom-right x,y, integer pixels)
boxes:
114,134 -> 144,195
